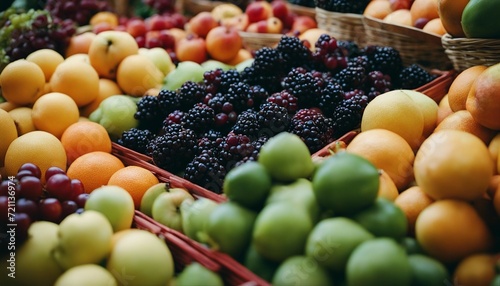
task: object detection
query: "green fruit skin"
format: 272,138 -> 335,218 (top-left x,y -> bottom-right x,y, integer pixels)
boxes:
408,254 -> 449,286
305,217 -> 374,273
312,152 -> 380,215
258,132 -> 314,182
491,275 -> 500,286
175,263 -> 224,286
462,0 -> 500,39
272,256 -> 334,286
401,237 -> 425,255
350,197 -> 408,241
223,161 -> 272,210
140,183 -> 168,217
252,202 -> 313,263
204,201 -> 257,260
180,198 -> 219,242
265,178 -> 320,223
346,238 -> 412,286
243,244 -> 281,283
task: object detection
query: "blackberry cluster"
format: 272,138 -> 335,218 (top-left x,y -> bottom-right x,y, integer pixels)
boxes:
217,132 -> 255,170
206,82 -> 255,129
311,34 -> 349,72
364,71 -> 392,100
398,64 -> 437,89
195,129 -> 224,156
231,110 -> 260,140
177,81 -> 206,110
134,95 -> 164,132
276,35 -> 312,70
241,47 -> 285,93
315,0 -> 370,14
282,67 -> 323,108
157,89 -> 180,113
204,68 -> 242,94
331,90 -> 369,137
149,124 -> 198,173
162,110 -> 185,131
117,128 -> 156,155
183,151 -> 226,194
182,103 -> 215,135
334,64 -> 367,91
266,90 -> 299,114
318,81 -> 345,115
363,46 -> 403,79
234,136 -> 270,167
257,102 -> 291,137
289,108 -> 335,153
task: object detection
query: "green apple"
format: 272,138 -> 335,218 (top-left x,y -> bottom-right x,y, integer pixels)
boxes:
201,59 -> 234,72
312,151 -> 380,215
243,244 -> 280,282
140,182 -> 169,217
346,238 -> 412,286
53,210 -> 113,270
350,197 -> 408,241
305,217 -> 374,273
408,254 -> 449,286
175,262 -> 224,286
84,185 -> 135,232
223,161 -> 272,210
258,132 -> 314,182
265,178 -> 320,223
271,256 -> 334,286
151,188 -> 194,232
89,95 -> 139,140
54,264 -> 117,286
202,201 -> 257,260
162,61 -> 205,91
180,197 -> 219,242
252,201 -> 313,263
139,47 -> 176,77
10,221 -> 63,286
106,230 -> 174,286
236,58 -> 254,72
401,237 -> 425,255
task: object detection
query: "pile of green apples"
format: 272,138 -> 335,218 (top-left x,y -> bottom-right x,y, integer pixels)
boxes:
146,131 -> 452,285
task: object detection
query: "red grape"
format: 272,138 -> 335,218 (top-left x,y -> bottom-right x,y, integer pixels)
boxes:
39,198 -> 62,223
18,163 -> 42,179
16,170 -> 35,180
0,196 -> 9,224
45,166 -> 66,181
16,198 -> 39,221
61,201 -> 79,218
46,174 -> 72,201
14,213 -> 31,243
19,176 -> 44,201
0,180 -> 21,200
75,193 -> 90,208
0,180 -> 9,197
70,179 -> 85,201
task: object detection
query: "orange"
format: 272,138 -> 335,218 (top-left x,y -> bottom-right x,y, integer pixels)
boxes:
60,121 -> 112,164
447,65 -> 487,112
80,78 -> 123,117
31,92 -> 80,138
434,109 -> 497,145
67,151 -> 125,194
438,0 -> 469,37
8,107 -> 36,135
414,130 -> 494,201
346,129 -> 415,191
415,199 -> 493,263
89,11 -> 118,28
394,186 -> 435,236
0,59 -> 45,105
50,60 -> 100,107
466,63 -> 500,130
378,170 -> 399,202
410,0 -> 440,26
107,166 -> 160,209
453,254 -> 497,286
422,18 -> 446,36
4,131 -> 67,181
437,94 -> 453,125
0,109 -> 18,168
26,49 -> 65,81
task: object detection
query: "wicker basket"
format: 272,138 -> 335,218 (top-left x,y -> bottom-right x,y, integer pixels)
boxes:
363,15 -> 453,71
238,31 -> 284,51
288,3 -> 316,18
315,7 -> 366,47
182,0 -> 250,15
441,33 -> 500,72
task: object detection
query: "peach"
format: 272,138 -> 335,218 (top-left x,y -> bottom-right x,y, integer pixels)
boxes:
187,11 -> 219,38
364,0 -> 394,20
65,32 -> 97,58
290,15 -> 317,35
175,35 -> 208,64
245,0 -> 273,23
383,9 -> 412,26
206,26 -> 243,63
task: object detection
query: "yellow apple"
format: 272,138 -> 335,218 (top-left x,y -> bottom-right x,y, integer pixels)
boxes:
116,54 -> 164,96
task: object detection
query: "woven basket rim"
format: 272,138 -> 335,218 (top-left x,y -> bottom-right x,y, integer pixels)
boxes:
315,7 -> 364,19
238,31 -> 284,39
441,33 -> 500,46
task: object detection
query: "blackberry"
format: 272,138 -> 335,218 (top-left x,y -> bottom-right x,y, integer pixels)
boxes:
252,47 -> 284,75
363,46 -> 403,79
266,90 -> 299,114
206,82 -> 254,127
162,110 -> 185,133
117,128 -> 156,155
182,103 -> 215,135
203,68 -> 224,94
347,55 -> 370,70
149,124 -> 198,173
205,69 -> 243,94
318,81 -> 345,115
134,95 -> 164,132
338,40 -> 363,58
315,0 -> 369,14
183,151 -> 226,194
364,71 -> 392,100
289,108 -> 335,153
231,109 -> 260,139
282,67 -> 323,108
334,65 -> 367,91
217,132 -> 255,170
276,35 -> 311,70
331,89 -> 369,137
312,34 -> 348,72
234,136 -> 270,167
398,64 -> 437,89
177,81 -> 206,111
157,89 -> 180,113
248,84 -> 269,108
241,66 -> 282,94
257,102 -> 291,137
288,0 -> 315,8
195,133 -> 223,157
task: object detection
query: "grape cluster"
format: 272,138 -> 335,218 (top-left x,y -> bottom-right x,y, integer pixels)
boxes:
142,0 -> 177,14
44,0 -> 112,26
0,8 -> 76,64
0,163 -> 88,243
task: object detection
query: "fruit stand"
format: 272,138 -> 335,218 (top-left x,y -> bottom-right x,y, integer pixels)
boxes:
0,0 -> 499,285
